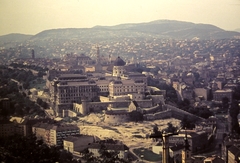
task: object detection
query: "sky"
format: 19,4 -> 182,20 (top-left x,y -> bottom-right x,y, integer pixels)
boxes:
0,0 -> 240,36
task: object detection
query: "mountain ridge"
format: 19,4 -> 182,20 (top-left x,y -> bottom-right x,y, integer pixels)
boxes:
0,33 -> 33,42
0,20 -> 240,45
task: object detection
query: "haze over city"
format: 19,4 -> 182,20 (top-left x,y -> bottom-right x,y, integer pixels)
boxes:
1,0 -> 240,35
1,0 -> 240,162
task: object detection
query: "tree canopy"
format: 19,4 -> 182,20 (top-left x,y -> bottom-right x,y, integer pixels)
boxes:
0,134 -> 80,163
81,144 -> 128,163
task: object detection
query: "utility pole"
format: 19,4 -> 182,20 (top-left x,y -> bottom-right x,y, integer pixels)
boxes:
150,125 -> 179,163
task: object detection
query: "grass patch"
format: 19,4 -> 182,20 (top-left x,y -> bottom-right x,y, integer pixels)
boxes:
133,147 -> 162,162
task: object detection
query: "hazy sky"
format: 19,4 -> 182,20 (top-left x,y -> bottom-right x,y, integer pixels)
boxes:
0,0 -> 240,35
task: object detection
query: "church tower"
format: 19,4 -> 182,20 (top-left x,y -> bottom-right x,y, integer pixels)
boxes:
96,45 -> 100,64
182,131 -> 192,163
95,45 -> 102,72
31,49 -> 35,59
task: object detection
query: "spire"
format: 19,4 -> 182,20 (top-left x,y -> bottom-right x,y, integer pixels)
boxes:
96,44 -> 100,64
184,131 -> 190,151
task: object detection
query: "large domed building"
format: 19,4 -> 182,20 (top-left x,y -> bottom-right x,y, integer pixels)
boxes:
112,56 -> 126,77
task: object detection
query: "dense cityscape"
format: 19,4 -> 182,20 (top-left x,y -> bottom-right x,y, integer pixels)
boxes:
1,20 -> 240,163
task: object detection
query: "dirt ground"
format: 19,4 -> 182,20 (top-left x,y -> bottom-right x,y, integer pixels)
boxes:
74,113 -> 181,149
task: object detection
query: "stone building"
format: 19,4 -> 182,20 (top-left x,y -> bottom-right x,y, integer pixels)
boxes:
112,56 -> 126,77
169,130 -> 208,153
50,74 -> 99,117
213,89 -> 233,103
222,136 -> 240,162
76,53 -> 93,65
95,79 -> 109,95
203,156 -> 224,163
122,72 -> 148,85
108,79 -> 146,98
194,87 -> 210,100
63,135 -> 96,153
0,98 -> 10,110
32,123 -> 80,147
0,119 -> 20,137
228,145 -> 240,163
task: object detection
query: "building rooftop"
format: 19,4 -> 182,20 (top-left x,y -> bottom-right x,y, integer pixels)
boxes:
64,135 -> 95,143
88,139 -> 129,151
228,145 -> 240,156
113,56 -> 126,66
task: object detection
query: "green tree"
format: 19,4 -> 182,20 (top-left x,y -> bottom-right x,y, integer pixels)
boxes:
81,144 -> 127,163
181,116 -> 195,129
98,143 -> 127,163
81,148 -> 99,163
165,122 -> 178,133
0,134 -> 78,163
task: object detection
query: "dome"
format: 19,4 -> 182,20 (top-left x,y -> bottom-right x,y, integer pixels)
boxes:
114,56 -> 126,66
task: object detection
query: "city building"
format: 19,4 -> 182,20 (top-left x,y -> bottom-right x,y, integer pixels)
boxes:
0,98 -> 10,111
203,156 -> 224,163
50,74 -> 98,117
169,130 -> 208,153
0,119 -> 20,137
87,139 -> 129,160
76,53 -> 93,65
112,56 -> 126,77
213,89 -> 233,103
63,135 -> 96,153
228,145 -> 240,163
109,79 -> 146,98
32,123 -> 80,146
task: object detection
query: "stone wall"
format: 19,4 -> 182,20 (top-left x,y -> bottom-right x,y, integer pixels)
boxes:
99,96 -> 110,102
73,101 -> 130,115
148,95 -> 165,106
135,99 -> 153,108
144,109 -> 172,120
168,104 -> 204,121
87,102 -> 111,112
62,109 -> 78,117
104,112 -> 130,124
143,104 -> 205,121
142,104 -> 162,114
56,103 -> 72,117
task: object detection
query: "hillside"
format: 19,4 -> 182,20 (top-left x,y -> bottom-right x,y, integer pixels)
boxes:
28,20 -> 240,43
0,33 -> 33,47
0,33 -> 32,42
235,28 -> 240,32
94,20 -> 240,40
1,20 -> 239,48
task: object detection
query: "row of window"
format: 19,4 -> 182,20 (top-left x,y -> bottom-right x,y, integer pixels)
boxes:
100,89 -> 108,92
60,93 -> 96,98
60,89 -> 96,93
114,89 -> 144,92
